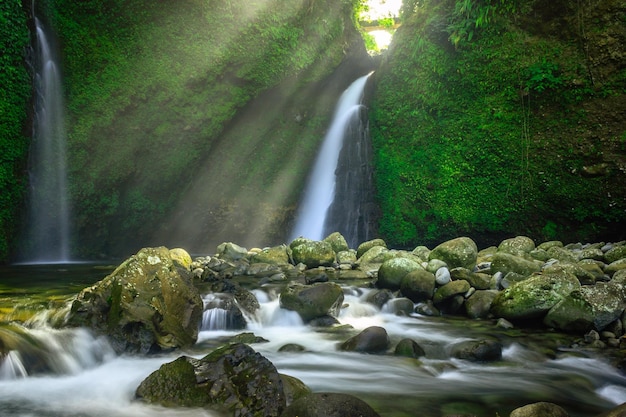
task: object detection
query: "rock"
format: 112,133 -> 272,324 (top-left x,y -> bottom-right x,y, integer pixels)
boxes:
280,374 -> 311,406
415,301 -> 440,316
365,289 -> 394,309
429,237 -> 478,270
279,282 -> 344,322
578,247 -> 605,261
450,267 -> 491,290
281,392 -> 381,417
216,242 -> 248,261
605,244 -> 626,263
290,240 -> 336,268
498,236 -> 536,257
66,247 -> 203,354
357,239 -> 387,259
465,290 -> 498,319
435,267 -> 452,285
546,246 -> 579,263
324,232 -> 350,253
490,252 -> 542,277
491,272 -> 580,321
339,326 -> 390,353
427,259 -> 448,274
450,339 -> 502,362
537,241 -> 564,251
377,257 -> 423,290
250,245 -> 291,265
135,343 -> 285,416
400,269 -> 436,302
543,262 -> 597,285
394,338 -> 425,358
543,281 -> 626,332
169,248 -> 193,269
433,280 -> 471,305
337,250 -> 357,265
509,402 -> 569,417
383,297 -> 414,316
412,246 -> 431,262
606,259 -> 626,276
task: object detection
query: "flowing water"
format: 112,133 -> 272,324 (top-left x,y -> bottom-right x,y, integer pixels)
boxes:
1,264 -> 625,416
20,16 -> 71,263
290,73 -> 373,244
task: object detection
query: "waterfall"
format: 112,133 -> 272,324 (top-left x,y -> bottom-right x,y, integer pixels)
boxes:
290,73 -> 375,245
22,16 -> 71,263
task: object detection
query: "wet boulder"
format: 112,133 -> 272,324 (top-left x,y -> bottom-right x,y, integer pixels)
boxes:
543,281 -> 626,333
339,326 -> 390,353
428,237 -> 478,270
216,242 -> 249,261
509,402 -> 569,417
281,392 -> 381,417
491,272 -> 580,321
280,374 -> 312,406
279,282 -> 343,322
605,244 -> 626,263
394,338 -> 426,358
66,247 -> 203,354
135,343 -> 285,416
290,240 -> 336,268
450,339 -> 502,362
377,257 -> 423,290
433,280 -> 470,305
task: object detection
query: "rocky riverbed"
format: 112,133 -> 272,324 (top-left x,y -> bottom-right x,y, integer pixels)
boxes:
2,233 -> 626,416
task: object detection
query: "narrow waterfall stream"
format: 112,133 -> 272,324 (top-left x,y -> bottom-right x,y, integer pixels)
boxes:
290,73 -> 373,243
1,265 -> 625,417
20,15 -> 71,263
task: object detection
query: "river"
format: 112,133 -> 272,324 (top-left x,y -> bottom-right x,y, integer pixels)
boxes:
1,263 -> 625,416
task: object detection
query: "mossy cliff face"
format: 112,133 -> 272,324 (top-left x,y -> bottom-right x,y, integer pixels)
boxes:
44,0 -> 371,258
0,1 -> 30,262
370,0 -> 626,249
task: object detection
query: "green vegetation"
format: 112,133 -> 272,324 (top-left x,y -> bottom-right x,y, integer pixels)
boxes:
0,1 -> 30,262
42,0 -> 365,257
370,0 -> 626,248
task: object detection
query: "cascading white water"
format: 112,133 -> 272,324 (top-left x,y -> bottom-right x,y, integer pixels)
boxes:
22,16 -> 71,263
290,73 -> 372,242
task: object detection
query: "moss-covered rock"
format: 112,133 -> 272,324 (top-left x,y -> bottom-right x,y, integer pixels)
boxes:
377,257 -> 423,290
136,343 -> 285,416
491,272 -> 580,321
279,282 -> 343,322
429,237 -> 478,270
357,239 -> 388,259
290,240 -> 336,268
281,392 -> 381,417
491,252 -> 542,278
339,326 -> 390,353
66,247 -> 203,353
250,245 -> 291,265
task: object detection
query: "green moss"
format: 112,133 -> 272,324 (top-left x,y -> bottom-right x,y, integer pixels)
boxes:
0,0 -> 30,262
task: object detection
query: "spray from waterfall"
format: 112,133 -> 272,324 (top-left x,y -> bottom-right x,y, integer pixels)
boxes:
290,73 -> 375,246
22,14 -> 71,263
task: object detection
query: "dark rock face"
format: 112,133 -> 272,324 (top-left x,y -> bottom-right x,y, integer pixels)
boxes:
450,339 -> 503,362
136,343 -> 286,417
280,392 -> 381,417
65,247 -> 203,353
339,326 -> 390,353
279,282 -> 344,322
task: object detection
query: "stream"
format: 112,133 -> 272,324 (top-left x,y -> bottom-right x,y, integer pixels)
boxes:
1,263 -> 625,417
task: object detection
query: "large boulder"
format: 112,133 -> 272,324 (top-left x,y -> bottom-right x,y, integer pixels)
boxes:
428,237 -> 478,270
136,343 -> 285,416
279,282 -> 344,322
377,257 -> 423,290
339,326 -> 390,353
290,240 -> 336,268
450,339 -> 502,362
543,281 -> 626,332
433,280 -> 471,304
281,392 -> 381,417
465,290 -> 499,319
491,272 -> 580,321
490,252 -> 542,277
66,247 -> 203,353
